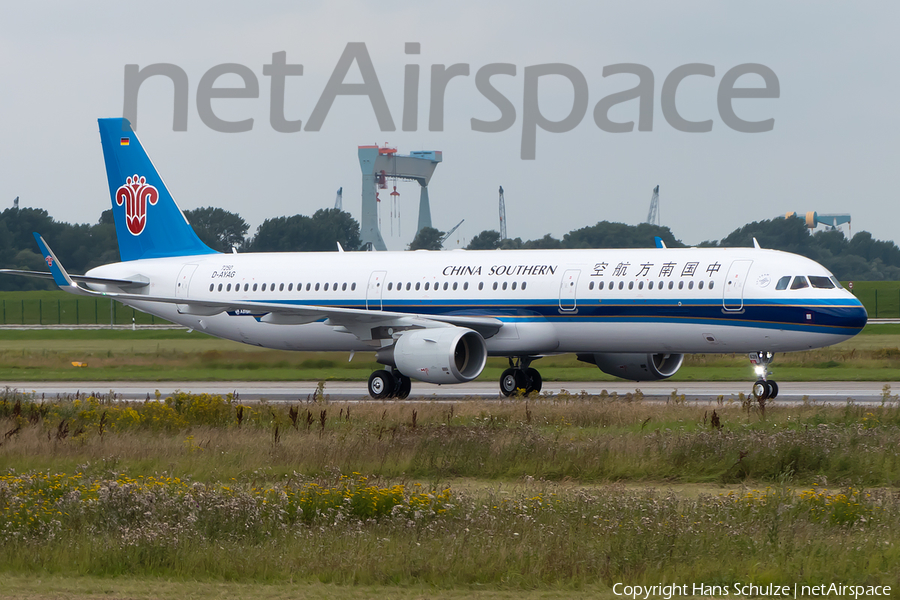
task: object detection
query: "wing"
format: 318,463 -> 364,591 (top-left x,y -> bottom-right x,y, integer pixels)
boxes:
31,233 -> 503,342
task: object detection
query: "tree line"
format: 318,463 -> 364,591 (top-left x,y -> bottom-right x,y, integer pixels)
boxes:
0,204 -> 894,291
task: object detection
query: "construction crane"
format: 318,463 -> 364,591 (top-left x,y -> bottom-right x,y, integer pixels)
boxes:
440,219 -> 465,245
498,186 -> 507,240
646,185 -> 660,226
334,187 -> 343,210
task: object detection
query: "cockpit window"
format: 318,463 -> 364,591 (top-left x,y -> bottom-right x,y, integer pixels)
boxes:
830,276 -> 843,289
775,276 -> 791,290
808,276 -> 835,289
790,276 -> 809,290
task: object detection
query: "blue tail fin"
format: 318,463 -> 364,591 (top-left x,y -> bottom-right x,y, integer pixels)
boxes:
98,118 -> 217,261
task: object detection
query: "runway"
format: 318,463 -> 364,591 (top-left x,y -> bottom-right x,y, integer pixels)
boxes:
5,380 -> 899,405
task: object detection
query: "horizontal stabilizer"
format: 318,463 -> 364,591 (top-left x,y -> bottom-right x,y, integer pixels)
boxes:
0,268 -> 150,289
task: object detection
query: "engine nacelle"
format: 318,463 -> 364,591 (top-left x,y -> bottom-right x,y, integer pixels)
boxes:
577,352 -> 684,381
376,327 -> 487,384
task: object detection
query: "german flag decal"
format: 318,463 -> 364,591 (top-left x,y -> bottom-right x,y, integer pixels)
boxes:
120,137 -> 130,146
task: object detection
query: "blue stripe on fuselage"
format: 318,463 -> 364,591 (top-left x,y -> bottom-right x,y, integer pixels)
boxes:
237,297 -> 867,335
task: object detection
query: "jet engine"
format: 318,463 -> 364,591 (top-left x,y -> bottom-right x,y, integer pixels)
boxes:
376,327 -> 487,385
577,352 -> 684,381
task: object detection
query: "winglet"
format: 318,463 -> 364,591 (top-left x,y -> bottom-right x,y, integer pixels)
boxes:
752,237 -> 762,249
32,233 -> 76,288
654,236 -> 667,249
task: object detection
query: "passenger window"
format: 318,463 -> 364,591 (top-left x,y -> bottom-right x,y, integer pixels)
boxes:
809,276 -> 835,289
698,281 -> 704,290
668,281 -> 674,290
444,282 -> 449,291
415,282 -> 420,290
324,283 -> 330,291
790,276 -> 809,290
463,282 -> 468,291
648,281 -> 654,290
342,283 -> 347,291
425,282 -> 430,291
493,282 -> 498,290
227,284 -> 232,292
270,283 -> 275,291
387,283 -> 393,291
618,281 -> 624,290
406,282 -> 411,291
351,283 -> 356,291
598,281 -> 604,290
638,281 -> 643,290
678,281 -> 684,290
209,284 -> 214,292
522,282 -> 527,290
502,282 -> 508,290
478,282 -> 483,290
261,283 -> 266,292
688,281 -> 693,290
278,283 -> 283,291
589,281 -> 594,290
288,283 -> 293,291
775,276 -> 791,290
306,283 -> 311,291
315,283 -> 320,291
453,282 -> 458,290
709,281 -> 714,290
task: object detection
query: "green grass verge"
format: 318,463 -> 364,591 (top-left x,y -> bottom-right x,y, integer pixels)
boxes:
1,393 -> 899,589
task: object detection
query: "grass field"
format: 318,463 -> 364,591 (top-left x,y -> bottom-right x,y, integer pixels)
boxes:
1,391 -> 899,596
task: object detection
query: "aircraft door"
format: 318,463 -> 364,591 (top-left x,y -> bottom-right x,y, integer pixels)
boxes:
175,264 -> 198,312
559,269 -> 580,311
366,270 -> 387,310
723,260 -> 753,311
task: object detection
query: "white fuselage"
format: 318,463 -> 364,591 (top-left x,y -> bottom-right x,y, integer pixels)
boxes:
86,246 -> 867,357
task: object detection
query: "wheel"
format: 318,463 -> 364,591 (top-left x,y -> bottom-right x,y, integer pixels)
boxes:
368,370 -> 394,399
525,368 -> 542,393
500,368 -> 518,397
395,375 -> 412,399
767,380 -> 778,399
752,379 -> 769,401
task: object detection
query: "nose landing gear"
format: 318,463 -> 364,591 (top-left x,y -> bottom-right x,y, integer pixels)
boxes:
749,351 -> 779,400
499,356 -> 543,396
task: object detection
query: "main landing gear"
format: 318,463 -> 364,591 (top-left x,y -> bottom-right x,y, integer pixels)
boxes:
499,357 -> 543,397
750,351 -> 779,401
368,368 -> 412,400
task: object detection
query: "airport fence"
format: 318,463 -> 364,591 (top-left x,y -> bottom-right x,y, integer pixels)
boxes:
848,282 -> 900,319
0,293 -> 168,326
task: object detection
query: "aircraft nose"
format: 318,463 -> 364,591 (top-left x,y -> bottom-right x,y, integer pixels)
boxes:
844,297 -> 868,331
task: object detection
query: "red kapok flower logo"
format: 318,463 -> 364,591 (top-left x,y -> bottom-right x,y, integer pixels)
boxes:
115,175 -> 159,236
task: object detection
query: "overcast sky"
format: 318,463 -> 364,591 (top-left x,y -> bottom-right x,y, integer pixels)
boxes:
1,1 -> 897,250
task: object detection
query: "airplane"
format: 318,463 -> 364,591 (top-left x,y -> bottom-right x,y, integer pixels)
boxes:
2,118 -> 868,400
